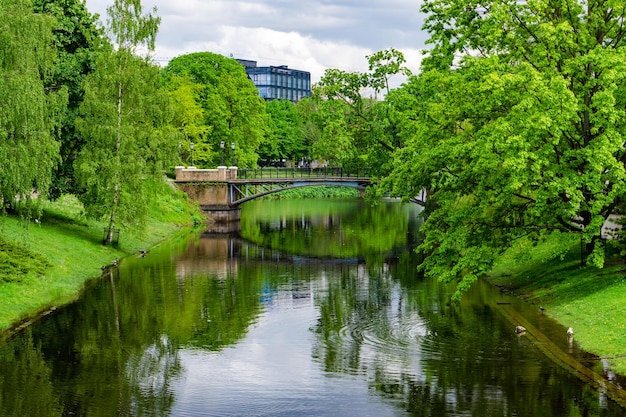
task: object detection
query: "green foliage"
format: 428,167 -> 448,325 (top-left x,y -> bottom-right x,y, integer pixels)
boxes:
0,237 -> 51,283
378,0 -> 626,296
310,48 -> 410,172
0,0 -> 62,208
295,97 -> 322,158
106,0 -> 160,52
76,51 -> 174,231
163,52 -> 268,168
75,0 -> 177,239
260,186 -> 359,200
33,0 -> 107,199
167,75 -> 211,166
260,99 -> 307,165
311,100 -> 357,167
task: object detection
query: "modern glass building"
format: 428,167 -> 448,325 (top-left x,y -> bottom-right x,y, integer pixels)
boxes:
237,59 -> 312,102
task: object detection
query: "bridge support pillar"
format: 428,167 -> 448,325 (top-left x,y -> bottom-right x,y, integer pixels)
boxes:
204,207 -> 241,233
175,179 -> 241,230
203,206 -> 240,223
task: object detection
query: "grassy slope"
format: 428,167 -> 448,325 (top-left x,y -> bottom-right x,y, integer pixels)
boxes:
487,232 -> 626,374
0,180 -> 203,332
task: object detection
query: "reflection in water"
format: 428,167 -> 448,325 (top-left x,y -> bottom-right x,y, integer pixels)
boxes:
239,198 -> 420,261
0,199 -> 624,416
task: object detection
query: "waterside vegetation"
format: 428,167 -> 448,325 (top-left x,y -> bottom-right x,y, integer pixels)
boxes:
259,185 -> 359,200
0,179 -> 202,334
489,233 -> 626,374
4,0 -> 626,384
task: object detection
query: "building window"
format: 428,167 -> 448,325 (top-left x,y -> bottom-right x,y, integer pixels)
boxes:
240,59 -> 311,102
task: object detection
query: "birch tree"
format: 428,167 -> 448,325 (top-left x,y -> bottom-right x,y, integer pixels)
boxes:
75,0 -> 176,244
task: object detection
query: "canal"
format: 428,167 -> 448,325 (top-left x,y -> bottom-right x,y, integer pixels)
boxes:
0,198 -> 625,416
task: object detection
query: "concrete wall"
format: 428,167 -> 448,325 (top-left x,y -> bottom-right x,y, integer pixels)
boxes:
175,166 -> 238,182
174,166 -> 241,225
177,182 -> 230,207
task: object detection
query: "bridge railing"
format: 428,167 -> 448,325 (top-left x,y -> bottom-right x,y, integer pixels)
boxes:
238,167 -> 371,180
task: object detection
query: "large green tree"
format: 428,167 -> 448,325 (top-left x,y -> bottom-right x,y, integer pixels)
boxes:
167,75 -> 211,166
163,52 -> 268,168
295,97 -> 322,163
380,0 -> 626,296
33,0 -> 106,199
0,0 -> 64,211
75,0 -> 177,243
260,99 -> 307,166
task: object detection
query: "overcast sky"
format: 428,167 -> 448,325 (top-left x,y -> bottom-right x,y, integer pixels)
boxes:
84,0 -> 429,86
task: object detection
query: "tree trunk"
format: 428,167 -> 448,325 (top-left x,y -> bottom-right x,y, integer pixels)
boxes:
104,78 -> 123,246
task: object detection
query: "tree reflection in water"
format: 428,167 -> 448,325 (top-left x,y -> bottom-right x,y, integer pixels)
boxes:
0,199 -> 623,416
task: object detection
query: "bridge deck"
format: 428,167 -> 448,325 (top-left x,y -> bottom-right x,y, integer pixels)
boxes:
236,167 -> 371,181
229,177 -> 370,184
174,166 -> 373,210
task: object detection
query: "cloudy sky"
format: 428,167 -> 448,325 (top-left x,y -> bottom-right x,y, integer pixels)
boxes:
84,0 -> 429,86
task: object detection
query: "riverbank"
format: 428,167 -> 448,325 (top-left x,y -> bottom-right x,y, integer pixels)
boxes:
0,185 -> 357,336
0,179 -> 204,336
486,232 -> 626,375
3,185 -> 625,380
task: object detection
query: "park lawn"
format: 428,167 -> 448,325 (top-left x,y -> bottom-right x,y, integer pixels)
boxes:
0,180 -> 203,333
487,232 -> 626,374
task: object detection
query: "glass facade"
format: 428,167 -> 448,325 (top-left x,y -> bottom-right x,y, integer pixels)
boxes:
237,59 -> 312,102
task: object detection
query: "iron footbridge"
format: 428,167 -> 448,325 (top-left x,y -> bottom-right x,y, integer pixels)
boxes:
229,168 -> 371,206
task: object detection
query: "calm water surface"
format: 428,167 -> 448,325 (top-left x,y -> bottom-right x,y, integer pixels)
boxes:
0,198 -> 625,416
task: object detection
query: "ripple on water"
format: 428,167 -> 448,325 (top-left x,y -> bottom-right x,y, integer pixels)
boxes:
317,311 -> 433,381
334,312 -> 430,351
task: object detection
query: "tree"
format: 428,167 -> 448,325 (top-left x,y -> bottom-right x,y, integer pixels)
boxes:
167,75 -> 211,166
311,48 -> 410,172
310,99 -> 356,167
33,0 -> 106,199
260,100 -> 306,165
75,0 -> 177,243
380,0 -> 626,297
163,52 -> 268,168
0,0 -> 64,212
295,97 -> 321,163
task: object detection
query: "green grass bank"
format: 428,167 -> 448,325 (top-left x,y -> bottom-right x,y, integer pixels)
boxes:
487,232 -> 626,374
0,185 -> 354,336
0,179 -> 204,335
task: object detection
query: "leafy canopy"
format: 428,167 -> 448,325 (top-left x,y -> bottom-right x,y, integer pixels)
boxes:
163,52 -> 268,168
75,0 -> 176,239
260,99 -> 307,165
0,0 -> 63,211
33,0 -> 107,199
380,0 -> 626,297
311,48 -> 411,173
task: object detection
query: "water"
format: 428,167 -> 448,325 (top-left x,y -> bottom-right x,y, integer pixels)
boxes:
0,198 -> 625,416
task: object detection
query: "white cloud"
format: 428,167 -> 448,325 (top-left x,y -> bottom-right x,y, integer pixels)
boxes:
85,0 -> 428,84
